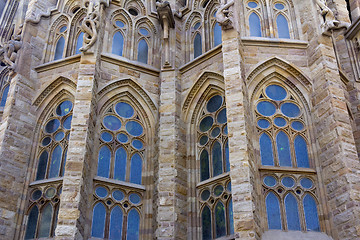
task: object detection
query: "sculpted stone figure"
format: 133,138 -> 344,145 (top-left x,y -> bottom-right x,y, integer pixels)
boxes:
315,0 -> 349,34
216,0 -> 234,30
0,25 -> 23,70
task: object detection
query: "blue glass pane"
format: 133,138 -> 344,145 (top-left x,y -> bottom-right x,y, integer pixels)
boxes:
211,127 -> 220,137
200,116 -> 213,132
276,131 -> 292,167
112,190 -> 125,201
36,151 -> 48,180
225,140 -> 230,172
63,115 -> 72,129
49,145 -> 63,178
282,177 -> 295,188
194,33 -> 202,58
112,32 -> 124,56
114,147 -> 127,181
200,150 -> 210,181
126,121 -> 143,136
101,132 -> 113,142
301,178 -> 313,189
214,185 -> 224,196
45,119 -> 60,133
139,28 -> 149,36
214,22 -> 222,47
115,102 -> 134,118
227,181 -> 232,192
60,26 -> 67,33
95,187 -> 108,198
132,140 -> 143,150
249,13 -> 261,37
117,133 -> 128,143
258,119 -> 270,128
54,36 -> 65,60
277,14 -> 290,39
75,32 -> 84,54
109,206 -> 123,240
207,95 -> 223,112
215,201 -> 226,238
38,203 -> 53,238
248,2 -> 258,8
116,21 -> 125,28
201,190 -> 210,201
266,192 -> 282,229
274,117 -> 286,127
56,101 -> 73,116
130,153 -> 142,184
199,135 -> 208,145
202,206 -> 212,240
55,131 -> 65,141
212,141 -> 223,177
104,115 -> 122,131
291,121 -> 304,131
266,85 -> 286,101
223,125 -> 228,135
295,135 -> 310,168
97,146 -> 111,178
0,85 -> 9,107
126,209 -> 140,239
129,193 -> 141,204
25,206 -> 39,239
275,3 -> 285,9
228,199 -> 234,234
260,133 -> 274,166
264,176 -> 277,187
281,102 -> 300,117
61,149 -> 67,176
257,101 -> 276,116
31,189 -> 42,200
285,193 -> 301,230
303,194 -> 320,231
217,108 -> 227,124
194,22 -> 201,30
137,39 -> 148,64
91,203 -> 106,238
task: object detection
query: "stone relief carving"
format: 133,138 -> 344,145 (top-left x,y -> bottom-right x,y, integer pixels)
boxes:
0,25 -> 23,70
26,0 -> 58,24
216,0 -> 234,30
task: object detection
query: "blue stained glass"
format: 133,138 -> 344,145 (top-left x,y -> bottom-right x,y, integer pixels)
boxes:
202,206 -> 212,240
264,176 -> 277,187
112,32 -> 124,56
95,187 -> 108,198
207,95 -> 223,112
194,22 -> 201,30
61,149 -> 67,176
130,153 -> 142,184
200,116 -> 213,132
248,2 -> 258,8
101,132 -> 113,142
215,201 -> 226,238
228,199 -> 234,234
63,115 -> 72,129
115,102 -> 134,118
258,119 -> 270,128
54,36 -> 65,60
36,151 -> 48,180
199,135 -> 208,145
56,101 -> 72,116
45,119 -> 60,133
227,181 -> 232,192
275,3 -> 285,9
274,117 -> 286,127
97,146 -> 111,178
260,133 -> 274,166
49,145 -> 63,178
129,193 -> 141,204
282,177 -> 295,188
212,141 -> 223,177
200,150 -> 210,181
117,133 -> 128,143
214,22 -> 222,47
249,13 -> 262,37
291,121 -> 304,131
217,108 -> 227,124
75,32 -> 84,54
281,102 -> 300,117
303,194 -> 320,231
0,85 -> 9,107
223,125 -> 228,135
139,28 -> 149,36
266,192 -> 282,229
104,116 -> 121,131
201,190 -> 210,201
112,190 -> 125,201
276,131 -> 292,167
295,135 -> 310,168
126,121 -> 143,136
25,206 -> 39,239
116,21 -> 125,28
214,185 -> 224,196
211,127 -> 220,137
38,203 -> 53,238
194,33 -> 202,58
126,209 -> 140,239
55,131 -> 65,141
277,14 -> 290,39
137,39 -> 148,64
109,206 -> 123,240
285,193 -> 301,230
225,140 -> 230,172
60,26 -> 67,33
132,140 -> 143,149
257,101 -> 276,116
301,178 -> 313,189
32,190 -> 42,200
266,85 -> 287,101
91,203 -> 106,238
114,147 -> 127,181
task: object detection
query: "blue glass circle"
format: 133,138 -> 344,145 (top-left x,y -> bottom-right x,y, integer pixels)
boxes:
217,108 -> 227,124
116,21 -> 125,28
139,28 -> 149,36
275,3 -> 285,10
291,121 -> 304,131
63,115 -> 72,130
103,115 -> 122,131
282,177 -> 295,188
95,187 -> 108,198
257,101 -> 276,116
117,133 -> 128,143
264,176 -> 277,187
112,190 -> 125,201
45,119 -> 60,133
129,193 -> 141,204
115,102 -> 134,118
281,103 -> 300,117
199,135 -> 208,145
55,131 -> 65,141
266,85 -> 287,101
66,133 -> 70,140
132,139 -> 143,149
207,95 -> 223,113
199,116 -> 213,132
211,127 -> 220,137
248,2 -> 258,8
258,119 -> 270,129
201,190 -> 210,201
274,117 -> 286,127
42,137 -> 51,146
301,178 -> 313,189
214,185 -> 224,196
56,101 -> 73,116
101,132 -> 113,142
126,121 -> 143,136
32,189 -> 42,200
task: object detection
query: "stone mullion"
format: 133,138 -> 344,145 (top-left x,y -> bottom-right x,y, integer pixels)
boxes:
221,29 -> 257,239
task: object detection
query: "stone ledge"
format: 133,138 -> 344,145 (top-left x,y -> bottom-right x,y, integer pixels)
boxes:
261,230 -> 333,240
34,55 -> 81,73
242,37 -> 308,49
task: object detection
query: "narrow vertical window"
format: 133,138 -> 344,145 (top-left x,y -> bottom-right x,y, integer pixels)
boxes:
213,22 -> 222,47
194,33 -> 202,58
91,203 -> 106,238
228,199 -> 234,234
112,31 -> 124,56
225,140 -> 230,172
25,206 -> 39,239
249,12 -> 262,37
212,141 -> 223,177
137,39 -> 148,64
36,151 -> 48,180
126,209 -> 140,239
303,194 -> 320,231
114,147 -> 127,181
75,32 -> 84,54
215,201 -> 226,238
54,36 -> 65,60
294,135 -> 310,168
260,133 -> 274,166
130,153 -> 142,184
202,206 -> 212,240
109,206 -> 123,239
48,145 -> 63,178
276,14 -> 290,38
38,203 -> 53,238
285,193 -> 301,230
97,146 -> 111,178
200,149 -> 210,181
0,84 -> 9,107
266,192 -> 282,229
276,131 -> 291,167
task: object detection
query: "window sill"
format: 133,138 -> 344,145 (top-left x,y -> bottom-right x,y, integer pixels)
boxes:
35,54 -> 81,73
261,230 -> 332,240
29,177 -> 63,186
94,176 -> 146,191
196,172 -> 230,188
241,37 -> 308,49
259,166 -> 316,174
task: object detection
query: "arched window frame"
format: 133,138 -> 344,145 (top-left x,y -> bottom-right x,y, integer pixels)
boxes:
0,69 -> 10,109
108,11 -> 131,58
209,8 -> 222,48
244,0 -> 264,37
133,17 -> 157,65
136,32 -> 150,64
68,8 -> 87,55
271,0 -> 295,39
191,20 -> 204,60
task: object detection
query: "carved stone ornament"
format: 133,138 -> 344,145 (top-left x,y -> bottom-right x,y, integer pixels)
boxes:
0,25 -> 23,70
216,0 -> 235,30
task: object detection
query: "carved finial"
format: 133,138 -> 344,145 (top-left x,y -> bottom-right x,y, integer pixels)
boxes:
216,0 -> 235,30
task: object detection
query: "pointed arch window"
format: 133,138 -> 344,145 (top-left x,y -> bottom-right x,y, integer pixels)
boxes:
192,22 -> 203,59
0,72 -> 10,108
112,20 -> 127,56
137,28 -> 150,64
274,3 -> 291,39
247,2 -> 262,37
75,32 -> 84,54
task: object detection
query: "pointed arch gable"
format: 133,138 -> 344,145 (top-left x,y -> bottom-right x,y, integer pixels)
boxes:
185,11 -> 203,31
123,0 -> 146,15
135,17 -> 157,35
69,7 -> 86,27
110,9 -> 133,28
50,14 -> 70,33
